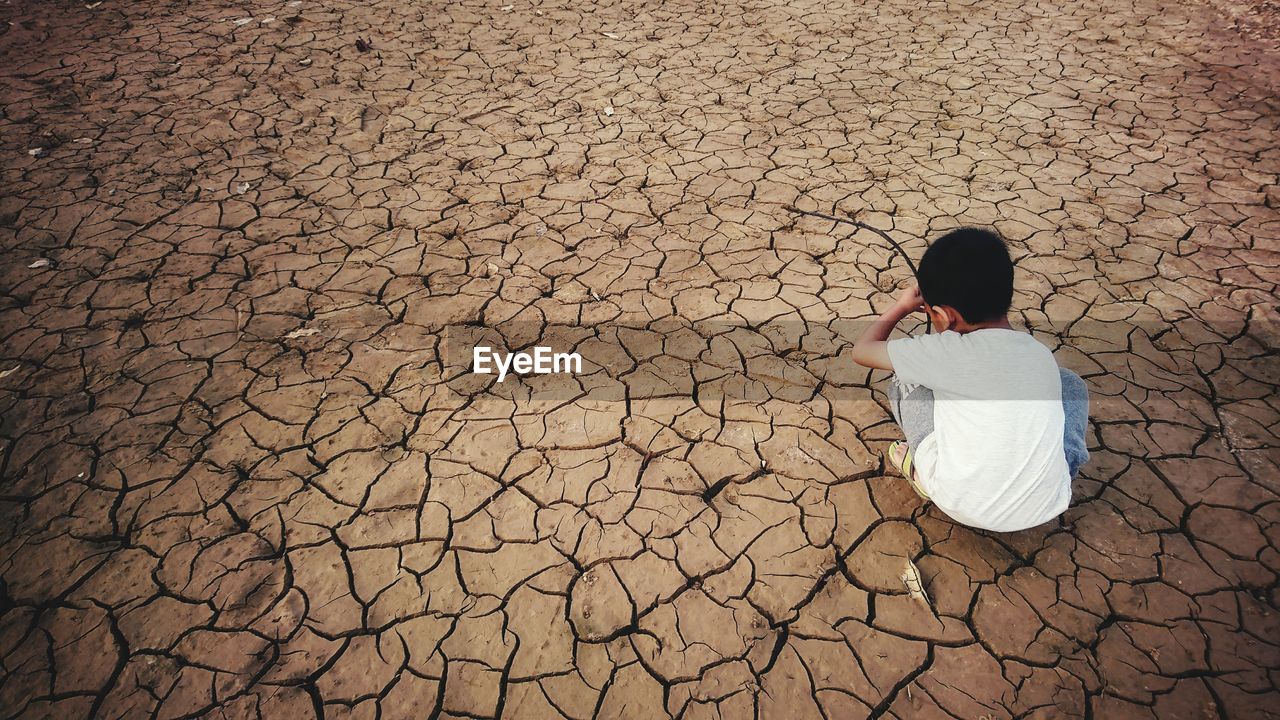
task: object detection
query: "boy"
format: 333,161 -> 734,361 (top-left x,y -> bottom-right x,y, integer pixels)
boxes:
851,228 -> 1089,532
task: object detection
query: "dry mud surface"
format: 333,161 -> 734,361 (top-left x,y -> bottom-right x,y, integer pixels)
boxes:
1,0 -> 1278,718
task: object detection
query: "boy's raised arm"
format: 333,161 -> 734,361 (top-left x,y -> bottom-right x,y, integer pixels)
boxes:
850,286 -> 924,370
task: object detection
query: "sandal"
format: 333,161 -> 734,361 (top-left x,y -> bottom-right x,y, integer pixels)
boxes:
887,440 -> 914,478
888,441 -> 931,502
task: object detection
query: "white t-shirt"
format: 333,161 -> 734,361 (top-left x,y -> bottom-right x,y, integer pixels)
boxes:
887,329 -> 1070,532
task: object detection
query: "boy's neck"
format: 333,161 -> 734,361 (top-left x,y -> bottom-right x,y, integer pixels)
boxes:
951,315 -> 1013,334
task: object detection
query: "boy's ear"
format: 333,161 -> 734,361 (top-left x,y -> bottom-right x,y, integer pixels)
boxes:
931,305 -> 960,332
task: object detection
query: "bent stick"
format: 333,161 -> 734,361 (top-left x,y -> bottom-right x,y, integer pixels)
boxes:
783,204 -> 921,277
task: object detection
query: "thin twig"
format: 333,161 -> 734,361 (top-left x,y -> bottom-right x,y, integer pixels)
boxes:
783,204 -> 920,276
784,203 -> 930,333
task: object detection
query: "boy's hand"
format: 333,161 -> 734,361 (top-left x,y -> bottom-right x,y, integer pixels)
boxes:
851,285 -> 923,371
895,285 -> 924,314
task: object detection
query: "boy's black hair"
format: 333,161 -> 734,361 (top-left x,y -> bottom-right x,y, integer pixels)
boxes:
917,228 -> 1013,323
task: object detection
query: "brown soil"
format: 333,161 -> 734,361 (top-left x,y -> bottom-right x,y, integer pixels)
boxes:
0,0 -> 1277,718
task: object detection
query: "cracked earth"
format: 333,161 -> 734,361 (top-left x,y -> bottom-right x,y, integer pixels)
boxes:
1,0 -> 1278,718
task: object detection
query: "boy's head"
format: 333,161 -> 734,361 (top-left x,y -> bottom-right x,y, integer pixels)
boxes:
917,227 -> 1013,331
